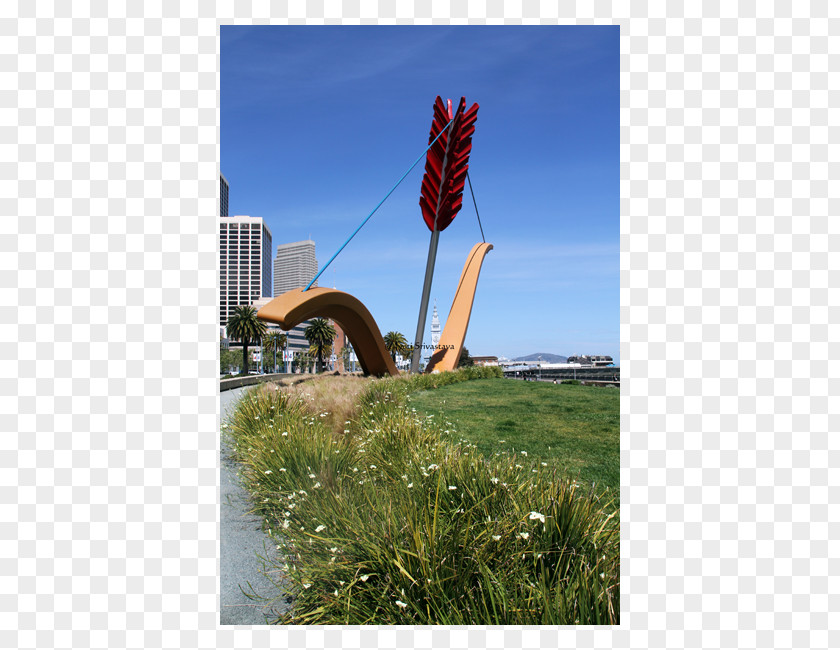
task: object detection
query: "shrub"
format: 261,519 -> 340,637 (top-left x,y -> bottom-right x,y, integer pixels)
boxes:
224,367 -> 618,625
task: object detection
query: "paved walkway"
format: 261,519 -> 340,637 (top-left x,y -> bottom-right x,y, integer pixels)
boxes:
220,386 -> 292,625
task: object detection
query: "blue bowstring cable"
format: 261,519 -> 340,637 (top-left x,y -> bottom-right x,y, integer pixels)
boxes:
303,117 -> 454,291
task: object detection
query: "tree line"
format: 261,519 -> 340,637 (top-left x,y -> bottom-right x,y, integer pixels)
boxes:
222,304 -> 472,376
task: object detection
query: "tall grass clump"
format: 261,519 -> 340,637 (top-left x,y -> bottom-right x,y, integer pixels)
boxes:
276,374 -> 373,433
224,366 -> 619,625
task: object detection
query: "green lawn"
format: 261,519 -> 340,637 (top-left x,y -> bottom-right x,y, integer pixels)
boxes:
407,378 -> 619,493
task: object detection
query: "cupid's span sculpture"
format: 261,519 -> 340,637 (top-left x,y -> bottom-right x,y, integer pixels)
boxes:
257,96 -> 490,377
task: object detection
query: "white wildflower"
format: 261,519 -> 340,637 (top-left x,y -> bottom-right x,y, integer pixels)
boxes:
520,451 -> 527,456
313,482 -> 321,489
492,535 -> 501,541
308,473 -> 316,479
360,574 -> 371,582
370,465 -> 377,469
303,583 -> 311,589
529,511 -> 545,523
448,485 -> 457,491
519,532 -> 530,540
315,525 -> 326,533
407,483 -> 413,488
490,477 -> 499,484
264,470 -> 272,475
395,600 -> 407,608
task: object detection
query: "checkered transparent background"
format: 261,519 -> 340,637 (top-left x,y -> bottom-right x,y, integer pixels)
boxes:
0,1 -> 836,649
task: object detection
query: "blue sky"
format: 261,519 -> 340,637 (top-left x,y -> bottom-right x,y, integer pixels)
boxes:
221,26 -> 618,362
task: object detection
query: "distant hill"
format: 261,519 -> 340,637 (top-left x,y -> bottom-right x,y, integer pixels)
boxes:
513,353 -> 568,363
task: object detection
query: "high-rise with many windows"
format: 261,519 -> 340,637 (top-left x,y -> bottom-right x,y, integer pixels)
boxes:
271,240 -> 319,357
219,215 -> 272,329
220,173 -> 229,217
273,240 -> 318,295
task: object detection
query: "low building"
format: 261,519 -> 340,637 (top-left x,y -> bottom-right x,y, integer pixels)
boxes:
471,356 -> 499,367
567,355 -> 614,367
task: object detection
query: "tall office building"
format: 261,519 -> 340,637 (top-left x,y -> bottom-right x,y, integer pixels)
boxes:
271,240 -> 319,357
274,240 -> 318,295
220,173 -> 229,217
219,215 -> 272,329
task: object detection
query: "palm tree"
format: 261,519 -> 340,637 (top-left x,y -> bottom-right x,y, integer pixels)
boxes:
299,349 -> 311,374
277,332 -> 288,372
226,305 -> 268,375
296,349 -> 313,374
303,318 -> 336,373
383,331 -> 409,363
263,331 -> 287,373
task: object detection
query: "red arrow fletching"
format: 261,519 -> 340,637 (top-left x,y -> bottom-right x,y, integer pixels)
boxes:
419,96 -> 479,233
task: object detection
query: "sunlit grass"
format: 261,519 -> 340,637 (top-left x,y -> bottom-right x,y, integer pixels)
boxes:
272,374 -> 374,434
407,378 -> 619,492
224,367 -> 619,625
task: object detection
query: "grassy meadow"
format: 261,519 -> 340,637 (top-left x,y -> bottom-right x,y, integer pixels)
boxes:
223,368 -> 620,625
407,379 -> 619,493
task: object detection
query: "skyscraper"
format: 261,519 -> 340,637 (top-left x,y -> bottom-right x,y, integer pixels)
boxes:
220,173 -> 229,217
270,240 -> 321,358
274,240 -> 318,295
219,215 -> 272,329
